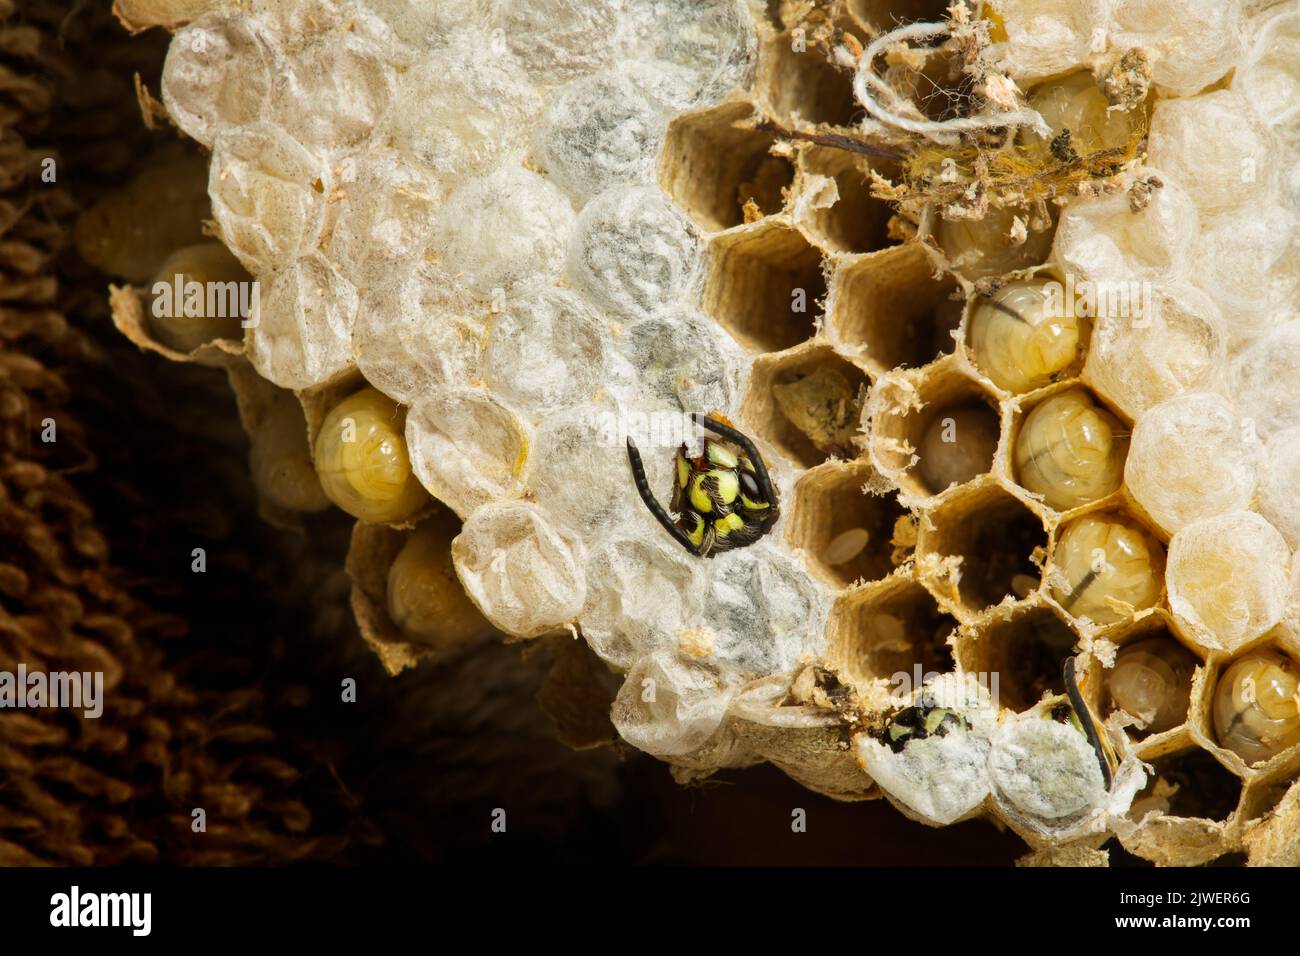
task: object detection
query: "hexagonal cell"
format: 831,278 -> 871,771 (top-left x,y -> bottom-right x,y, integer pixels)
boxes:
1103,625 -> 1200,740
1131,748 -> 1243,823
956,606 -> 1077,712
762,32 -> 861,128
829,243 -> 961,374
1008,383 -> 1130,515
1207,643 -> 1300,769
873,365 -> 1001,498
922,485 -> 1047,615
797,147 -> 897,255
703,220 -> 827,353
743,343 -> 868,468
828,577 -> 957,690
660,100 -> 796,233
787,460 -> 908,588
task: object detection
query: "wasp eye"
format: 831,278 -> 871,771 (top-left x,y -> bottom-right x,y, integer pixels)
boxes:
739,469 -> 760,500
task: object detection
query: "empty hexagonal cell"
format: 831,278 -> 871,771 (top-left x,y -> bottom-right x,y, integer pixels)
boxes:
828,578 -> 957,689
743,343 -> 868,467
922,485 -> 1047,614
661,101 -> 796,233
956,606 -> 1077,712
830,244 -> 961,374
703,221 -> 827,353
1103,626 -> 1200,739
762,32 -> 860,127
787,460 -> 908,588
797,147 -> 897,255
1130,748 -> 1243,823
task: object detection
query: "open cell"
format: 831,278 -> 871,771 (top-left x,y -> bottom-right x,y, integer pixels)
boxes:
787,460 -> 908,588
660,101 -> 795,233
828,578 -> 957,690
1133,749 -> 1242,822
873,366 -> 1001,498
797,147 -> 897,255
703,221 -> 827,353
761,32 -> 861,128
848,0 -> 955,31
742,343 -> 869,468
957,606 -> 1076,712
829,243 -> 961,374
923,486 -> 1047,615
1103,628 -> 1198,739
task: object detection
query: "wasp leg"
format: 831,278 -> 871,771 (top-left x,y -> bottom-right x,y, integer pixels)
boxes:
1064,657 -> 1114,790
693,413 -> 778,512
627,436 -> 699,555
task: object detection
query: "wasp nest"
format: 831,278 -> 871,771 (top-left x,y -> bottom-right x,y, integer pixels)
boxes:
105,0 -> 1300,864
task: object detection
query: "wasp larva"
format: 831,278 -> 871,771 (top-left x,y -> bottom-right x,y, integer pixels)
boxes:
1021,70 -> 1142,160
937,206 -> 1054,281
916,405 -> 1000,494
1213,650 -> 1300,765
314,387 -> 429,523
147,242 -> 252,353
1049,515 -> 1164,625
250,392 -> 330,514
387,519 -> 491,647
969,280 -> 1084,394
1014,388 -> 1127,511
1105,637 -> 1196,734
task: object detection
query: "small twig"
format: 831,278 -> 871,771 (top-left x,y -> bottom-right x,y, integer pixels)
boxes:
753,118 -> 905,162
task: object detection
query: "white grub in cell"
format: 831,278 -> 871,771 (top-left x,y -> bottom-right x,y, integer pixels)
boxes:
822,527 -> 870,565
1105,637 -> 1196,734
969,280 -> 1083,394
1213,650 -> 1300,766
916,405 -> 999,494
1014,388 -> 1127,512
1049,515 -> 1165,626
